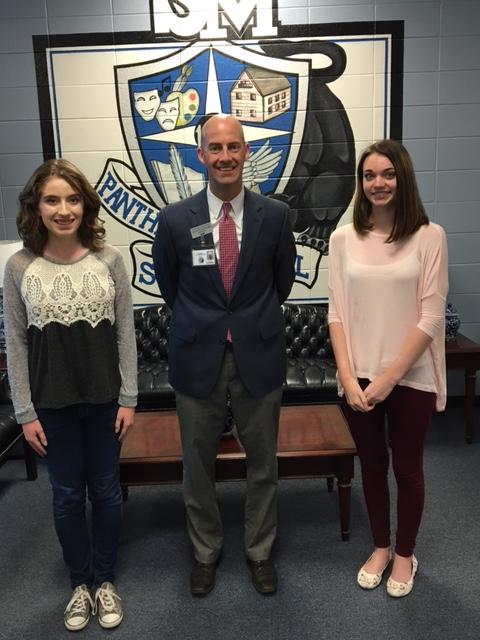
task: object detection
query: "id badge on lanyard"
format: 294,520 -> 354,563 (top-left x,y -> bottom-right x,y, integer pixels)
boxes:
191,222 -> 215,267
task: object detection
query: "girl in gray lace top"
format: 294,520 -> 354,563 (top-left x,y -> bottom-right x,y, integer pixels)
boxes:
3,159 -> 137,631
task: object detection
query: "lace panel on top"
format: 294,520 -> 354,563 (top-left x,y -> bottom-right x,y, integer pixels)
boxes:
21,254 -> 115,330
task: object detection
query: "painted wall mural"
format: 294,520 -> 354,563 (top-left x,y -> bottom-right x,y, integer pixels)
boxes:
34,1 -> 403,305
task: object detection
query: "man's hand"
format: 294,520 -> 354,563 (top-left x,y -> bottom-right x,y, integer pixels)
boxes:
115,406 -> 135,442
22,419 -> 47,457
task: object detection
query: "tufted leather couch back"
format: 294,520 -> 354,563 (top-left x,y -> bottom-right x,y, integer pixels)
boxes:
134,303 -> 338,410
135,305 -> 171,365
134,305 -> 173,409
283,304 -> 337,403
284,304 -> 332,359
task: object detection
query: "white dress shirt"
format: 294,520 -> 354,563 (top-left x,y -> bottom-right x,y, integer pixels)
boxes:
206,186 -> 244,259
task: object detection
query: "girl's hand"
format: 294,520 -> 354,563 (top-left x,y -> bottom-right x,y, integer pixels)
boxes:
115,406 -> 135,441
22,419 -> 47,457
343,377 -> 372,412
364,373 -> 396,407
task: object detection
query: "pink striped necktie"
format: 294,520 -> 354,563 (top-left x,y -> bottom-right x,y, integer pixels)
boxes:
219,201 -> 239,299
219,202 -> 239,342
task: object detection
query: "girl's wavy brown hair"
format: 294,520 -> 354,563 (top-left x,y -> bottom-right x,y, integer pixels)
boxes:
17,158 -> 105,255
353,139 -> 429,243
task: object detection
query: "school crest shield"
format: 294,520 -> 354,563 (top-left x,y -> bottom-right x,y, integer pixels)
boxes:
115,41 -> 309,208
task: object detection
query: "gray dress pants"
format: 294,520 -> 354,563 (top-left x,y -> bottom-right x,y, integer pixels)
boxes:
175,346 -> 282,563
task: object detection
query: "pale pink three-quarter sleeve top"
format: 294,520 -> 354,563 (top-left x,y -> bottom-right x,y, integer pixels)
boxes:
328,222 -> 449,411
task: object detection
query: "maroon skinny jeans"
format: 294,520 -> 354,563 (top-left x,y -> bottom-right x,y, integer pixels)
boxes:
343,381 -> 436,557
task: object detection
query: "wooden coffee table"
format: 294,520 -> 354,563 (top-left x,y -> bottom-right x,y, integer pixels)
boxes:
445,333 -> 480,443
120,404 -> 356,540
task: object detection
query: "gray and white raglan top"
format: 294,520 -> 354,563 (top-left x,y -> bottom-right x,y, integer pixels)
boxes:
3,245 -> 138,424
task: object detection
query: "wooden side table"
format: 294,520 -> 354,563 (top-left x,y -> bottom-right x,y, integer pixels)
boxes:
445,333 -> 480,443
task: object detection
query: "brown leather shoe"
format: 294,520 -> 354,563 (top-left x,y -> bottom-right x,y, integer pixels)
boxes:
190,561 -> 216,596
247,559 -> 277,594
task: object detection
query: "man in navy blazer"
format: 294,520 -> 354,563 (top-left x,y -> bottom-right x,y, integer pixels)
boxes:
152,114 -> 296,596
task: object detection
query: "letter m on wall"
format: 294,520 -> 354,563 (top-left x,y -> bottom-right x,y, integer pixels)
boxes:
151,0 -> 278,39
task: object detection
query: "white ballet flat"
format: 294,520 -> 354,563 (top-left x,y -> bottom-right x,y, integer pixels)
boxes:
357,551 -> 391,590
386,555 -> 418,598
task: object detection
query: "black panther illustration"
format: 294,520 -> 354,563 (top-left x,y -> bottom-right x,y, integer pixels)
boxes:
259,40 -> 356,255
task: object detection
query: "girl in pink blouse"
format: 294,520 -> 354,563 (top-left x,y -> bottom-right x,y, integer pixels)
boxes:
328,140 -> 448,597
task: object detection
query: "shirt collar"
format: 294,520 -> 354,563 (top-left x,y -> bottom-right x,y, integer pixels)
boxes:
207,186 -> 245,221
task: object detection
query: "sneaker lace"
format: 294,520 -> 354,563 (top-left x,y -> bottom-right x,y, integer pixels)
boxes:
95,585 -> 121,613
65,586 -> 94,615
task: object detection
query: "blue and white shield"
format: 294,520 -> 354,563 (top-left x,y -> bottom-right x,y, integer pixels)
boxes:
115,41 -> 309,207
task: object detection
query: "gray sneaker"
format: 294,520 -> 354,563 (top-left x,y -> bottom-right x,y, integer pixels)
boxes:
64,584 -> 94,631
94,582 -> 123,629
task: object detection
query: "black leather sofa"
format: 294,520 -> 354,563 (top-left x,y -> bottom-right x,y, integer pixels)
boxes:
0,303 -> 336,474
135,302 -> 338,411
0,371 -> 37,480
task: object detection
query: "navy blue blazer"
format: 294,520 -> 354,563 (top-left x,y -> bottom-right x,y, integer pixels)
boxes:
152,188 -> 296,398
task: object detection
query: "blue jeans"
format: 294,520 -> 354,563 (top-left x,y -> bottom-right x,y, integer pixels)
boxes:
37,401 -> 122,588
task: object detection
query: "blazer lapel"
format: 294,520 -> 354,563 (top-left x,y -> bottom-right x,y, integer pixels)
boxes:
230,190 -> 263,301
188,190 -> 226,301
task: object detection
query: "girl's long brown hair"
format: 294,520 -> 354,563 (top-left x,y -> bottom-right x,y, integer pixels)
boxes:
353,139 -> 429,243
17,158 -> 105,255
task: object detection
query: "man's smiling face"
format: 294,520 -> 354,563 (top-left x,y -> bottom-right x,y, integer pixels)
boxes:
197,115 -> 250,201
